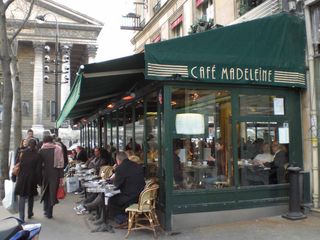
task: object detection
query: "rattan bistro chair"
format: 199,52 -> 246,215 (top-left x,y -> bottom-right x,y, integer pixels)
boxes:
125,184 -> 159,238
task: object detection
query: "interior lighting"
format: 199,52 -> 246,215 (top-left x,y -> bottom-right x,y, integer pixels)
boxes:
107,103 -> 114,109
122,92 -> 136,101
176,113 -> 205,135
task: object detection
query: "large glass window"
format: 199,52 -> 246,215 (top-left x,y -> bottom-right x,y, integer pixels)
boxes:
172,88 -> 232,190
145,92 -> 159,178
239,95 -> 285,116
125,100 -> 144,157
238,121 -> 290,186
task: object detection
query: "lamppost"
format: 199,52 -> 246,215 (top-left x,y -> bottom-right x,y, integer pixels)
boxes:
36,14 -> 70,134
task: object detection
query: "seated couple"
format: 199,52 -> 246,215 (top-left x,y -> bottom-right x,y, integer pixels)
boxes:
80,151 -> 145,232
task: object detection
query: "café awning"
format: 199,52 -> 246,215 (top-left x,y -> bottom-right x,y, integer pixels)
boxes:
58,13 -> 306,128
145,13 -> 306,88
56,53 -> 145,128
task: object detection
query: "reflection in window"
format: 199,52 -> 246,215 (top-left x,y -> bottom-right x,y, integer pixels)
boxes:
145,92 -> 159,178
172,88 -> 232,190
125,100 -> 143,156
238,122 -> 289,186
239,95 -> 285,116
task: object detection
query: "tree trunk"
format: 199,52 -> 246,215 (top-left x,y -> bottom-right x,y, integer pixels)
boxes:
0,1 -> 13,199
11,40 -> 22,152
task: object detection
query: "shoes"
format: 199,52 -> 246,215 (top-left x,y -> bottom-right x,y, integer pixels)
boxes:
73,204 -> 85,211
74,190 -> 85,195
92,218 -> 104,225
88,215 -> 98,221
46,215 -> 53,219
91,223 -> 114,233
76,209 -> 89,215
28,213 -> 34,219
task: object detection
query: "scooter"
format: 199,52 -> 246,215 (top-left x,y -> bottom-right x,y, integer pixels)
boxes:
0,217 -> 41,240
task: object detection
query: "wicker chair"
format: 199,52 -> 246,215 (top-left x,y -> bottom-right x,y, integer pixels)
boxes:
99,165 -> 114,180
125,184 -> 159,238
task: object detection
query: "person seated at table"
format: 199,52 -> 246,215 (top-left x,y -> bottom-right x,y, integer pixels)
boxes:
125,138 -> 142,154
107,151 -> 145,223
86,147 -> 109,173
75,146 -> 87,163
253,143 -> 273,166
269,142 -> 289,184
214,139 -> 226,178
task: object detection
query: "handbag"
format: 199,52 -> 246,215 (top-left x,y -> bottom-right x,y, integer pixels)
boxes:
12,151 -> 23,176
56,186 -> 65,199
12,162 -> 20,176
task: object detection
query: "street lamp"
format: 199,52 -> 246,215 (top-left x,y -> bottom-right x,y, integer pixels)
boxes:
36,14 -> 70,134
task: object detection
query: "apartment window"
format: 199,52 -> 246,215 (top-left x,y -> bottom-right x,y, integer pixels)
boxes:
311,3 -> 320,54
170,14 -> 183,38
22,100 -> 31,117
195,0 -> 214,21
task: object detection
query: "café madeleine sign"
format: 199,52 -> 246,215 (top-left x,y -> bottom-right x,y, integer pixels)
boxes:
146,63 -> 306,88
190,65 -> 273,83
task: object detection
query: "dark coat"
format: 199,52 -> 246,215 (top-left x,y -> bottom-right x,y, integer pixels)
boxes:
113,159 -> 145,206
269,150 -> 288,184
14,148 -> 41,197
38,148 -> 64,206
76,149 -> 87,163
87,156 -> 108,172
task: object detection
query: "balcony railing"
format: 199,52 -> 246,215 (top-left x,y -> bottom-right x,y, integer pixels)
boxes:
120,13 -> 145,31
239,0 -> 266,16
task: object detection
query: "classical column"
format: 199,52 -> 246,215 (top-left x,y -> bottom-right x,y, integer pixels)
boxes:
87,44 -> 98,64
32,42 -> 45,132
60,43 -> 72,111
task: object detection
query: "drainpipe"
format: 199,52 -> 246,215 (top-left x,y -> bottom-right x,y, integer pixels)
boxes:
304,4 -> 319,208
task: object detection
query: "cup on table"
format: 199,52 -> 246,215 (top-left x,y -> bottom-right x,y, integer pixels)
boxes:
203,161 -> 208,166
187,161 -> 192,167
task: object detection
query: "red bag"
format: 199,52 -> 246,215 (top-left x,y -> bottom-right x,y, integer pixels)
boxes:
56,186 -> 65,199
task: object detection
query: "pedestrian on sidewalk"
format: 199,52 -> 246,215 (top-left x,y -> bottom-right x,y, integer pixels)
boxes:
39,135 -> 64,219
14,139 -> 41,221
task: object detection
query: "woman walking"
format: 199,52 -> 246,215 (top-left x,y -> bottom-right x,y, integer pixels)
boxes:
39,135 -> 64,219
14,139 -> 41,221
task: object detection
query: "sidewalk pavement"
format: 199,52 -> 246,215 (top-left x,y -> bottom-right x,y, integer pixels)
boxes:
1,193 -> 320,240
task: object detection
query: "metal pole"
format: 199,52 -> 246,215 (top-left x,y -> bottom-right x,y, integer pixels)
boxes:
54,16 -> 59,135
282,166 -> 307,220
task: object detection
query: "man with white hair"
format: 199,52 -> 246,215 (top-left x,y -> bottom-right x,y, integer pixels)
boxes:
108,151 -> 145,221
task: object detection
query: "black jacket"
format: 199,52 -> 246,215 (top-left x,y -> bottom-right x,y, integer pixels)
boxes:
14,148 -> 41,197
114,159 -> 145,203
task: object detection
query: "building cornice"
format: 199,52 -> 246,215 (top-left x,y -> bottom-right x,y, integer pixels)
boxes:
7,19 -> 103,32
35,0 -> 104,26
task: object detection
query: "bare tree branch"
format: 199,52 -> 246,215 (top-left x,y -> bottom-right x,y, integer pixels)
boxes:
9,0 -> 36,43
4,0 -> 15,11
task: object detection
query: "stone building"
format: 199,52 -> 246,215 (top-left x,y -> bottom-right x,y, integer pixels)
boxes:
0,0 -> 103,140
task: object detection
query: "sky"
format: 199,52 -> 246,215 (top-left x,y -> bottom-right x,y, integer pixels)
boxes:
54,0 -> 135,62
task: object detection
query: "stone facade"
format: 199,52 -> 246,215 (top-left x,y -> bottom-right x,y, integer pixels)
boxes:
1,0 -> 103,138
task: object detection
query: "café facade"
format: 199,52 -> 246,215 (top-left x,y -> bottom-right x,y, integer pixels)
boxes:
58,13 -> 308,230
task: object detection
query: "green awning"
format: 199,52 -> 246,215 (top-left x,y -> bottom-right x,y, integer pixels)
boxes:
145,13 -> 306,88
57,53 -> 145,128
58,13 -> 307,127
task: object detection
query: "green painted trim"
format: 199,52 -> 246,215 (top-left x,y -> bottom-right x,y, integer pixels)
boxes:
163,85 -> 173,230
143,96 -> 148,165
123,109 -> 127,148
116,111 -> 119,151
